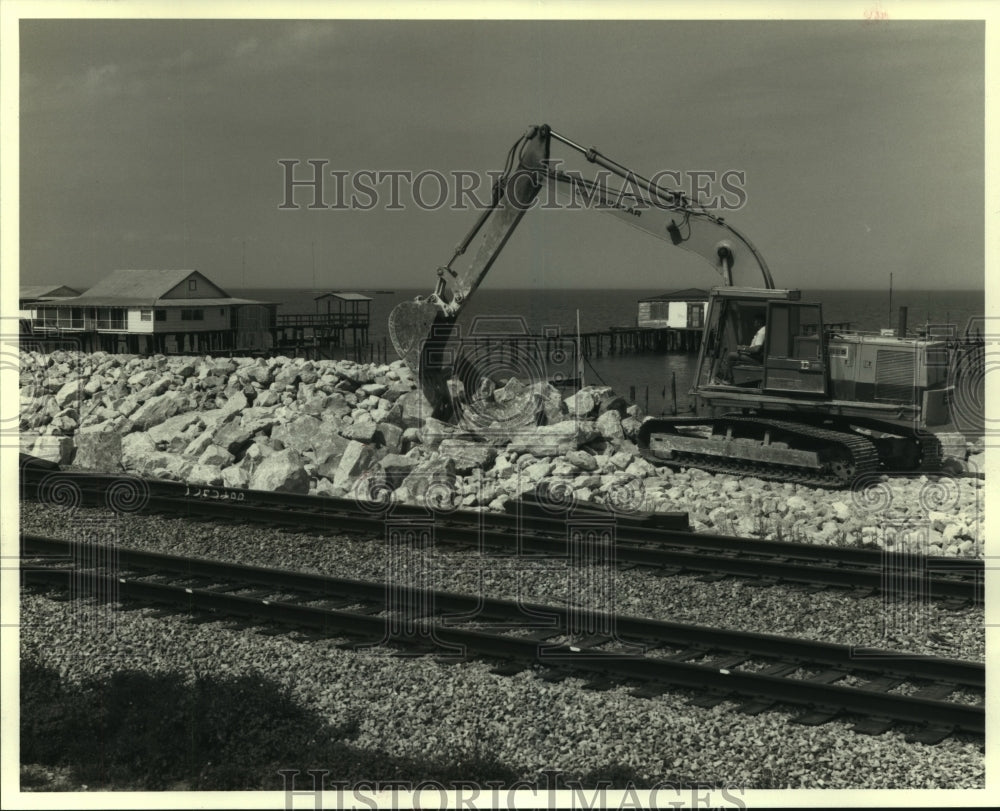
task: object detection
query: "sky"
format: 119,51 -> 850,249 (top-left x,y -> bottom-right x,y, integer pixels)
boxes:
13,16 -> 986,293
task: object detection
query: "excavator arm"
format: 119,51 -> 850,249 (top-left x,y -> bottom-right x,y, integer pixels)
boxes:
388,125 -> 551,397
387,124 -> 774,413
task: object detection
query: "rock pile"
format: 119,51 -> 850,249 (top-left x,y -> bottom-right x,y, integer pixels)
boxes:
19,350 -> 985,556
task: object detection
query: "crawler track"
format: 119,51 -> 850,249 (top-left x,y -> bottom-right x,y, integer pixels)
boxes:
21,534 -> 984,743
19,458 -> 982,606
639,416 -> 881,488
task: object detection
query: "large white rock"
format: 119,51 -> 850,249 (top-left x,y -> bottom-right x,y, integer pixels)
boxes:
30,435 -> 74,465
396,389 -> 437,427
136,374 -> 173,401
187,463 -> 225,487
312,435 -> 352,479
121,432 -> 157,470
248,448 -> 310,494
522,459 -> 554,481
74,432 -> 122,472
400,457 -> 456,500
83,374 -> 105,395
437,438 -> 497,474
146,412 -> 202,447
563,389 -> 598,418
129,390 -> 187,431
211,421 -> 253,457
565,449 -> 598,471
375,422 -> 404,454
785,495 -> 810,513
272,415 -> 324,453
342,414 -> 378,442
218,390 -> 249,418
240,407 -> 280,436
53,380 -> 81,410
378,453 -> 422,488
418,417 -> 456,449
530,381 -> 565,424
221,464 -> 250,489
507,420 -> 597,457
144,451 -> 194,481
199,445 -> 235,468
332,441 -> 375,489
184,428 -> 216,459
596,410 -> 625,443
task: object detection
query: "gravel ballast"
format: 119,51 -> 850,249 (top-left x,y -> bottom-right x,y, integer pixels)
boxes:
18,503 -> 985,791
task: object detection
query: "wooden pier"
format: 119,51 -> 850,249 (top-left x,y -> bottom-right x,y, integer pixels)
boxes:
443,326 -> 700,387
578,326 -> 702,357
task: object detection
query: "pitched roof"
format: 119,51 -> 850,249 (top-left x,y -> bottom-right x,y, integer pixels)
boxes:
314,291 -> 372,301
73,269 -> 223,305
37,296 -> 273,308
639,287 -> 709,302
20,284 -> 81,300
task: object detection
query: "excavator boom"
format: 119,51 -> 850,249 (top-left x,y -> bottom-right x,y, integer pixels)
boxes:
387,124 -> 773,411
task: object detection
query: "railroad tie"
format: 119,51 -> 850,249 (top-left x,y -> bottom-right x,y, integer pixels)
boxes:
629,684 -> 670,699
522,628 -> 563,642
850,717 -> 896,736
810,669 -> 850,684
905,726 -> 958,745
688,693 -> 732,708
489,663 -> 527,677
859,675 -> 904,692
203,583 -> 255,595
736,698 -> 776,716
758,662 -> 799,677
581,678 -> 619,692
909,683 -> 957,701
790,707 -> 842,726
709,654 -> 750,671
664,646 -> 712,662
233,589 -> 279,601
736,663 -> 802,715
744,576 -> 782,588
567,634 -> 613,651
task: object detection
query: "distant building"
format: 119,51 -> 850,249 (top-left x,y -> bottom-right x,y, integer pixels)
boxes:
315,291 -> 372,313
313,292 -> 372,345
637,288 -> 708,330
27,269 -> 277,354
19,284 -> 81,320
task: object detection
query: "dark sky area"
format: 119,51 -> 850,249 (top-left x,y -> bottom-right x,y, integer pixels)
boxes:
15,17 -> 985,292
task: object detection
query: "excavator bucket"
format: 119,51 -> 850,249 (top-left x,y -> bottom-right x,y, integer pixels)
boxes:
388,298 -> 443,375
388,298 -> 457,419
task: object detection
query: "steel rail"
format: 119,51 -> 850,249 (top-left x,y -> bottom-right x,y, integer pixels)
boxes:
20,462 -> 982,604
21,534 -> 984,739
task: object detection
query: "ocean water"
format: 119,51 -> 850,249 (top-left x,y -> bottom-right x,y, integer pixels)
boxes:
246,287 -> 984,416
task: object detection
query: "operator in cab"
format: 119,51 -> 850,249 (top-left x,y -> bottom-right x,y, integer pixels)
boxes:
740,315 -> 766,360
716,314 -> 766,386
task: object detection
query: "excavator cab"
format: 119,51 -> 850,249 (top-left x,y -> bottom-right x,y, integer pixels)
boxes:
696,288 -> 830,397
761,300 -> 828,395
703,299 -> 769,388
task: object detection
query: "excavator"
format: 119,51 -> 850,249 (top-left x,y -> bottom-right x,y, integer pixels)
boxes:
388,124 -> 960,487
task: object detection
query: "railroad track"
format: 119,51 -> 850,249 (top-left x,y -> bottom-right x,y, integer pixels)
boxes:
21,534 -> 984,743
19,457 -> 983,606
